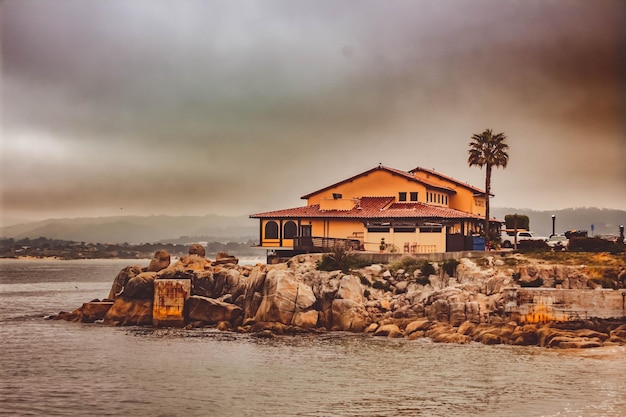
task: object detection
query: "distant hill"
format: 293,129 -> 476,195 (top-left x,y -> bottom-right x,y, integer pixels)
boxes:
491,207 -> 625,237
1,208 -> 623,244
0,214 -> 257,244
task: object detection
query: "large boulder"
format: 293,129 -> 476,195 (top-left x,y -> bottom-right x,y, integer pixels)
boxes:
107,265 -> 143,300
123,272 -> 157,300
331,299 -> 369,331
336,275 -> 364,303
80,301 -> 114,323
214,251 -> 239,265
253,269 -> 317,326
188,243 -> 206,257
104,298 -> 152,326
146,250 -> 171,272
374,323 -> 404,338
186,295 -> 243,325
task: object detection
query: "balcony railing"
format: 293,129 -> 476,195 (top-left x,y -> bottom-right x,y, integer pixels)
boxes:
293,236 -> 362,252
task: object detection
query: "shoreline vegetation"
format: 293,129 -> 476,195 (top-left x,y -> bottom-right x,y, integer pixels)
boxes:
0,237 -> 259,260
49,244 -> 626,349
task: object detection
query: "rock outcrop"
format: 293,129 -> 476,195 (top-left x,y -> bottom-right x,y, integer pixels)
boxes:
54,250 -> 626,348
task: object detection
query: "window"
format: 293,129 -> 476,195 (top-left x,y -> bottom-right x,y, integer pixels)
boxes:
394,226 -> 416,233
265,221 -> 279,239
367,222 -> 390,232
398,192 -> 407,202
420,226 -> 442,233
410,192 -> 418,202
284,221 -> 297,239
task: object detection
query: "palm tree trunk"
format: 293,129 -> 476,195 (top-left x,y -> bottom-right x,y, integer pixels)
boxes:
484,164 -> 492,240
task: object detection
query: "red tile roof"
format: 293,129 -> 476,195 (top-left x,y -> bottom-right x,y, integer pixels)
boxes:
300,165 -> 455,200
409,166 -> 485,194
250,196 -> 489,220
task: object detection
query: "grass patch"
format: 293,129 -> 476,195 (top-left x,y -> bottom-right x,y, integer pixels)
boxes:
388,257 -> 436,278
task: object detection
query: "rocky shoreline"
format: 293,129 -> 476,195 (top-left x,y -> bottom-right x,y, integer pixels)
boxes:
52,245 -> 626,348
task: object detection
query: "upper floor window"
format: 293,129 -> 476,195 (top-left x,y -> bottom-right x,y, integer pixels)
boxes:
283,221 -> 297,239
265,221 -> 279,239
410,192 -> 418,202
398,192 -> 407,202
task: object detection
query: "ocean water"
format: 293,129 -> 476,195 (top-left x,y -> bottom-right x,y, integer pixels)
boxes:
1,259 -> 625,417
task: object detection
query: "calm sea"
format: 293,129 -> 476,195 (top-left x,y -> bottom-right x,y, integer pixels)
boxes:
1,259 -> 625,417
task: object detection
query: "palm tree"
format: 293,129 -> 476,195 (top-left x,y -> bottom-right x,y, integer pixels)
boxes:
468,129 -> 509,241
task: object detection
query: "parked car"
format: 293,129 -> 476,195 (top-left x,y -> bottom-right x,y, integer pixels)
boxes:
546,235 -> 569,250
500,230 -> 549,248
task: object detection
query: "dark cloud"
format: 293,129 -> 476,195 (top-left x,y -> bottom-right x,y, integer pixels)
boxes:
1,0 -> 624,225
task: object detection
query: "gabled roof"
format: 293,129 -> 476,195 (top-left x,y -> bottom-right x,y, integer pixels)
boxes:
300,165 -> 455,200
250,196 -> 490,221
408,166 -> 485,195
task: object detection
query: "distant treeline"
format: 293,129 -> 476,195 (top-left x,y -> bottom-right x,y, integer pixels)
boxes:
0,237 -> 261,260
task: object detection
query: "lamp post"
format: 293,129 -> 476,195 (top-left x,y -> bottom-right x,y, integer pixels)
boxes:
551,215 -> 556,237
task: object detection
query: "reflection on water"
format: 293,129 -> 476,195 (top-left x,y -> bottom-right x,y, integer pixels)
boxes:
1,259 -> 625,417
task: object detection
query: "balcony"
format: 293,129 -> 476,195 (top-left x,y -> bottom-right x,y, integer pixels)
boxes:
293,236 -> 362,252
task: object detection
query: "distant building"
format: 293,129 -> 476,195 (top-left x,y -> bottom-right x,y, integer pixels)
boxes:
250,164 -> 500,259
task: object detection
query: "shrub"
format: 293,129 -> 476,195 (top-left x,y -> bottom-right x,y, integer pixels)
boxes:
569,237 -> 621,254
517,240 -> 550,253
316,243 -> 374,273
420,262 -> 436,277
372,280 -> 391,291
504,214 -> 530,230
415,276 -> 431,286
442,259 -> 460,277
359,275 -> 372,287
588,277 -> 618,289
388,257 -> 435,280
389,257 -> 423,276
519,277 -> 544,287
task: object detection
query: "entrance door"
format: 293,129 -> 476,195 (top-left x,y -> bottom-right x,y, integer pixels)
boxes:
299,225 -> 312,247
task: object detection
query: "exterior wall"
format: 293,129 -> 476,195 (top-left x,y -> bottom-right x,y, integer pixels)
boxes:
259,219 -> 299,247
364,227 -> 446,253
326,219 -> 364,241
306,170 -> 426,205
319,198 -> 355,210
260,219 -> 281,247
413,170 -> 482,214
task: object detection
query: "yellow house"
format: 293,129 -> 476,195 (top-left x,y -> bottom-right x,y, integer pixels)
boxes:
250,164 -> 499,259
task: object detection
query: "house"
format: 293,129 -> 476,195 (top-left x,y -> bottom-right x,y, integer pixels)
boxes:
250,164 -> 500,260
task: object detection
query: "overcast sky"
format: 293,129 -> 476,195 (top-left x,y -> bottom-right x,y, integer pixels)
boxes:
1,0 -> 624,226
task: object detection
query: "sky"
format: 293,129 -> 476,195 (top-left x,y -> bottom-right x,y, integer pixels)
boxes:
1,0 -> 625,226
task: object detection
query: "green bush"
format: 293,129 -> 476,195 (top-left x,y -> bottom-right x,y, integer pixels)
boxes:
519,277 -> 544,287
372,280 -> 391,291
504,214 -> 530,230
316,243 -> 374,273
588,277 -> 618,289
388,256 -> 435,280
569,237 -> 621,254
415,276 -> 431,286
442,259 -> 460,277
389,257 -> 423,276
517,240 -> 550,253
420,262 -> 436,277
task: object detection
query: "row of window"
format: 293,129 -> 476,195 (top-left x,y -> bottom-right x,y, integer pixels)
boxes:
265,220 -> 443,239
367,225 -> 442,233
265,220 -> 297,239
398,192 -> 418,202
426,192 -> 448,205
